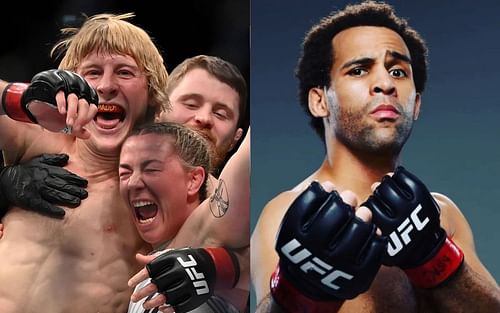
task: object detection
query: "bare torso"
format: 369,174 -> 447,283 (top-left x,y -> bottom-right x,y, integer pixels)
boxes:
0,131 -> 148,313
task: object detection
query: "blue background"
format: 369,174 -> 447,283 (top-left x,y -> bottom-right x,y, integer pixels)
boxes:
251,0 -> 500,310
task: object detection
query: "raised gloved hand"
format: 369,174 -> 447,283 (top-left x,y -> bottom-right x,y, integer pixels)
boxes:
363,166 -> 464,288
146,247 -> 240,313
2,69 -> 98,136
271,181 -> 387,313
0,153 -> 88,219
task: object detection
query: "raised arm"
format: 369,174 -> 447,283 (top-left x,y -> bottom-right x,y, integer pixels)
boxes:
1,72 -> 94,217
174,127 -> 250,249
0,70 -> 98,155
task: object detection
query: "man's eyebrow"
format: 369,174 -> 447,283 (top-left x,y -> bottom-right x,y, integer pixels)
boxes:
340,57 -> 375,70
179,92 -> 202,99
214,101 -> 234,111
340,52 -> 411,70
388,50 -> 412,63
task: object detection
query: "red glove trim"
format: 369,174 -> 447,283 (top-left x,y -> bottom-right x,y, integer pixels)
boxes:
404,236 -> 464,288
2,83 -> 35,123
270,265 -> 343,313
204,247 -> 239,289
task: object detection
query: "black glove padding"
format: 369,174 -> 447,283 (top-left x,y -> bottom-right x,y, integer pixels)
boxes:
363,166 -> 445,268
147,247 -> 220,313
0,153 -> 88,219
23,69 -> 98,115
274,181 -> 387,301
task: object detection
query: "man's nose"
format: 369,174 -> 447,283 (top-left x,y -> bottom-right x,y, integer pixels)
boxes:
371,69 -> 397,96
194,108 -> 214,128
96,72 -> 118,99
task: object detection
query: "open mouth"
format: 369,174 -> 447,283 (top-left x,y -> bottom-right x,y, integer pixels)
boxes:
95,104 -> 126,129
132,200 -> 159,224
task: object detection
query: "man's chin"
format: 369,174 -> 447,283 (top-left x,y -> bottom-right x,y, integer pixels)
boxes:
89,135 -> 126,155
360,140 -> 404,156
89,124 -> 132,150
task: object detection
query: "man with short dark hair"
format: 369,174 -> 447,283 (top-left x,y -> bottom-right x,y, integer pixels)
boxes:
251,1 -> 500,312
160,55 -> 247,172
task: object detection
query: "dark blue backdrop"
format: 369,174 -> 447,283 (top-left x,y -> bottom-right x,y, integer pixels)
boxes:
251,0 -> 500,309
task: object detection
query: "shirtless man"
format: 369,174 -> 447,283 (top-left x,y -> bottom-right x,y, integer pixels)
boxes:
251,1 -> 500,312
0,13 -> 169,313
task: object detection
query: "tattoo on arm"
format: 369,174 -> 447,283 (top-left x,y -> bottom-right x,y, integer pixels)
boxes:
209,179 -> 229,218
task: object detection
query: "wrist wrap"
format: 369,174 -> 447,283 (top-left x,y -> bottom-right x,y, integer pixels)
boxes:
404,236 -> 464,288
2,83 -> 36,123
270,265 -> 343,313
205,247 -> 240,289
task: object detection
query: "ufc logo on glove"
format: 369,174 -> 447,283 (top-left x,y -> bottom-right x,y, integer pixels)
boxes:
388,204 -> 429,256
177,255 -> 210,295
281,238 -> 354,290
147,247 -> 239,312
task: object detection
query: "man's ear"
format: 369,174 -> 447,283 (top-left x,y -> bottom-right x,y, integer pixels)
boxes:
145,102 -> 163,123
308,87 -> 329,117
413,93 -> 421,120
228,127 -> 243,151
187,166 -> 206,196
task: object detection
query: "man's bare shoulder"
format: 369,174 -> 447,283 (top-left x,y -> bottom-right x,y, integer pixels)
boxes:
431,192 -> 457,207
431,192 -> 467,238
4,128 -> 72,164
253,178 -> 319,248
259,177 -> 318,222
256,191 -> 296,229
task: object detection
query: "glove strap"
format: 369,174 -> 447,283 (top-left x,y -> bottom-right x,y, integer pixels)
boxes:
270,265 -> 343,313
404,236 -> 464,288
204,247 -> 240,289
2,83 -> 37,123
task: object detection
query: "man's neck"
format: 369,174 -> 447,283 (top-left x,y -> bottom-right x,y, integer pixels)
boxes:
72,139 -> 120,179
319,141 -> 400,203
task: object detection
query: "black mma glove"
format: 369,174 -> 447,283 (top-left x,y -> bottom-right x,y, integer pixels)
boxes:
147,247 -> 240,313
363,166 -> 464,288
271,181 -> 387,313
2,69 -> 98,124
0,154 -> 88,219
